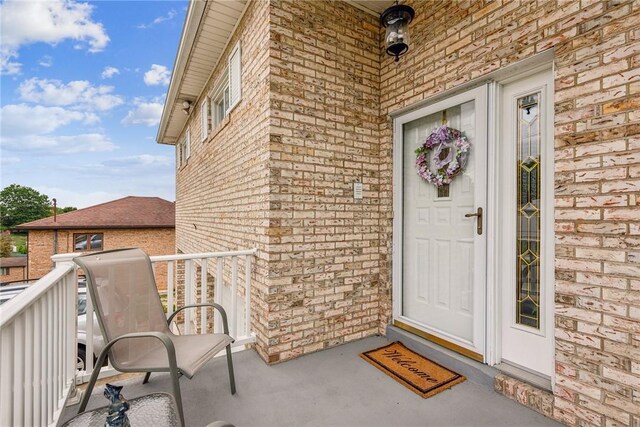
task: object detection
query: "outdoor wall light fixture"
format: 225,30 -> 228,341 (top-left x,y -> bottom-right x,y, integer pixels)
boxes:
380,1 -> 415,62
182,100 -> 192,115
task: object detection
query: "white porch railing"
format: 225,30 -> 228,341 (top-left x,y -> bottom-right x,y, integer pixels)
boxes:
0,260 -> 77,427
0,249 -> 257,426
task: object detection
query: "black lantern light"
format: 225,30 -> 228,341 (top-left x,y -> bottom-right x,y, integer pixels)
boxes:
380,1 -> 415,62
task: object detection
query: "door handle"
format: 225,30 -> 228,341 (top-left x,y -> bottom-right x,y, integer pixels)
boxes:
465,207 -> 483,235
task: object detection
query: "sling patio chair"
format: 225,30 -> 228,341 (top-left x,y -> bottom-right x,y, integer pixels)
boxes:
73,248 -> 236,427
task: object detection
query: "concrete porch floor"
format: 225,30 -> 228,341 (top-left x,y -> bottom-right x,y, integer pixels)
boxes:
62,336 -> 560,427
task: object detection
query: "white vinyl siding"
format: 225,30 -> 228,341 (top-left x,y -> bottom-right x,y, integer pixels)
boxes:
201,98 -> 209,142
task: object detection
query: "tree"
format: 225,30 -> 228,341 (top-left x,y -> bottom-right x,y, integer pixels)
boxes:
0,234 -> 11,257
0,184 -> 51,228
56,206 -> 77,214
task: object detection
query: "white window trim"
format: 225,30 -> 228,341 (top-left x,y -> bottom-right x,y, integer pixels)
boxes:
207,41 -> 242,133
185,128 -> 191,159
210,70 -> 229,130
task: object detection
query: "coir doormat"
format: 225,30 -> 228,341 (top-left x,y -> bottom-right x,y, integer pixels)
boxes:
360,341 -> 465,398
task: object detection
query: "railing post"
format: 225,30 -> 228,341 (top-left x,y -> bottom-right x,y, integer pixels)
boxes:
230,257 -> 238,338
244,255 -> 252,338
201,259 -> 208,334
167,261 -> 174,318
215,258 -> 224,334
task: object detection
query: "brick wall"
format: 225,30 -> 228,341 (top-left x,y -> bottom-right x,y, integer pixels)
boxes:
174,0 -> 272,358
265,0 -> 382,362
27,228 -> 175,289
175,0 -> 640,423
378,1 -> 640,425
0,264 -> 26,283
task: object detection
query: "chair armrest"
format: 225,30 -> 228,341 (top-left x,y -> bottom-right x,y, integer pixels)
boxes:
168,303 -> 230,336
96,331 -> 179,374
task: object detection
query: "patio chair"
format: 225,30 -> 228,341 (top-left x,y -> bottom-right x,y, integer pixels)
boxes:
73,248 -> 236,427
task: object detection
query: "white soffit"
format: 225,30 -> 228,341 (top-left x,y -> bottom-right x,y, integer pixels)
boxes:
157,0 -> 247,145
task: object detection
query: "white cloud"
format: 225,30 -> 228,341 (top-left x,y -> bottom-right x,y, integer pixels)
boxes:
137,9 -> 177,29
1,104 -> 96,135
143,64 -> 170,86
0,104 -> 115,154
121,100 -> 163,127
18,78 -> 124,111
35,187 -> 125,209
0,0 -> 109,75
103,154 -> 172,168
39,55 -> 53,67
0,155 -> 20,165
6,133 -> 116,154
101,66 -> 119,79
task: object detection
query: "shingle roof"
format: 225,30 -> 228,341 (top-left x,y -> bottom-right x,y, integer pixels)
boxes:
0,257 -> 27,268
15,196 -> 175,230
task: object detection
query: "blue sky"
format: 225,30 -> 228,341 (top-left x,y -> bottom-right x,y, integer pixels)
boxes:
0,0 -> 185,208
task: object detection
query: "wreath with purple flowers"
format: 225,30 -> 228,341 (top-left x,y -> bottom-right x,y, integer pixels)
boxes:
415,125 -> 471,188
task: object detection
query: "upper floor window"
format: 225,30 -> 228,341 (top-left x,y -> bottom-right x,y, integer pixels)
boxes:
209,42 -> 241,131
74,233 -> 103,252
177,128 -> 191,169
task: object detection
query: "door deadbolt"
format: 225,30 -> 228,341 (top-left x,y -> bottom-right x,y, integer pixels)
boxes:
464,207 -> 483,235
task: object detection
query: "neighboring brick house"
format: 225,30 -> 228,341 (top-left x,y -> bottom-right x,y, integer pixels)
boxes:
16,196 -> 175,289
157,1 -> 640,425
0,257 -> 27,284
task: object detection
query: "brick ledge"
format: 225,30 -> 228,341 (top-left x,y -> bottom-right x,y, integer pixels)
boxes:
495,373 -> 556,421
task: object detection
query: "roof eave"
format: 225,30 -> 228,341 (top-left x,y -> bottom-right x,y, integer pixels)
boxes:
15,225 -> 176,231
156,0 -> 207,146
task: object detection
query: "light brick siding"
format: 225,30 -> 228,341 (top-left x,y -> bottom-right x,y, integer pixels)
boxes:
0,265 -> 26,283
267,0 -> 382,361
378,1 -> 640,426
27,228 -> 175,289
174,0 -> 640,424
174,0 -> 272,358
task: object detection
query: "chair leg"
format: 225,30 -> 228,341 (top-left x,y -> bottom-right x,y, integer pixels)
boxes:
78,348 -> 108,413
142,372 -> 151,384
225,344 -> 236,395
170,369 -> 185,427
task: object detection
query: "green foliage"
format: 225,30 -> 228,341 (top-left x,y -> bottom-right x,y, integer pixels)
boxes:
56,206 -> 77,214
0,184 -> 51,228
17,244 -> 27,255
0,234 -> 11,257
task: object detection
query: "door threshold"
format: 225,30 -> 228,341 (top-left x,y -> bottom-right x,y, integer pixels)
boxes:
387,324 -> 498,391
495,361 -> 552,391
393,320 -> 483,362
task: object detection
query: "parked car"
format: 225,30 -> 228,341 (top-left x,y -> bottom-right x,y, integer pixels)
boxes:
77,287 -> 106,371
74,235 -> 102,251
0,283 -> 30,304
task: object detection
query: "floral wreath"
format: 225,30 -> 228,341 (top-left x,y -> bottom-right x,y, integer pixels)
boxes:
415,125 -> 470,188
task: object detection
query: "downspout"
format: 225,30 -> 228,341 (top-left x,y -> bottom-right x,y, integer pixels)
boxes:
25,232 -> 29,280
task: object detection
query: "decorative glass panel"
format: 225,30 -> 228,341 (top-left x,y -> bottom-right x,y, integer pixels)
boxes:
437,184 -> 450,198
516,93 -> 541,329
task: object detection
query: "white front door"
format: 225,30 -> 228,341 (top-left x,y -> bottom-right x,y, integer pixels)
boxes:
394,86 -> 488,358
498,69 -> 554,378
